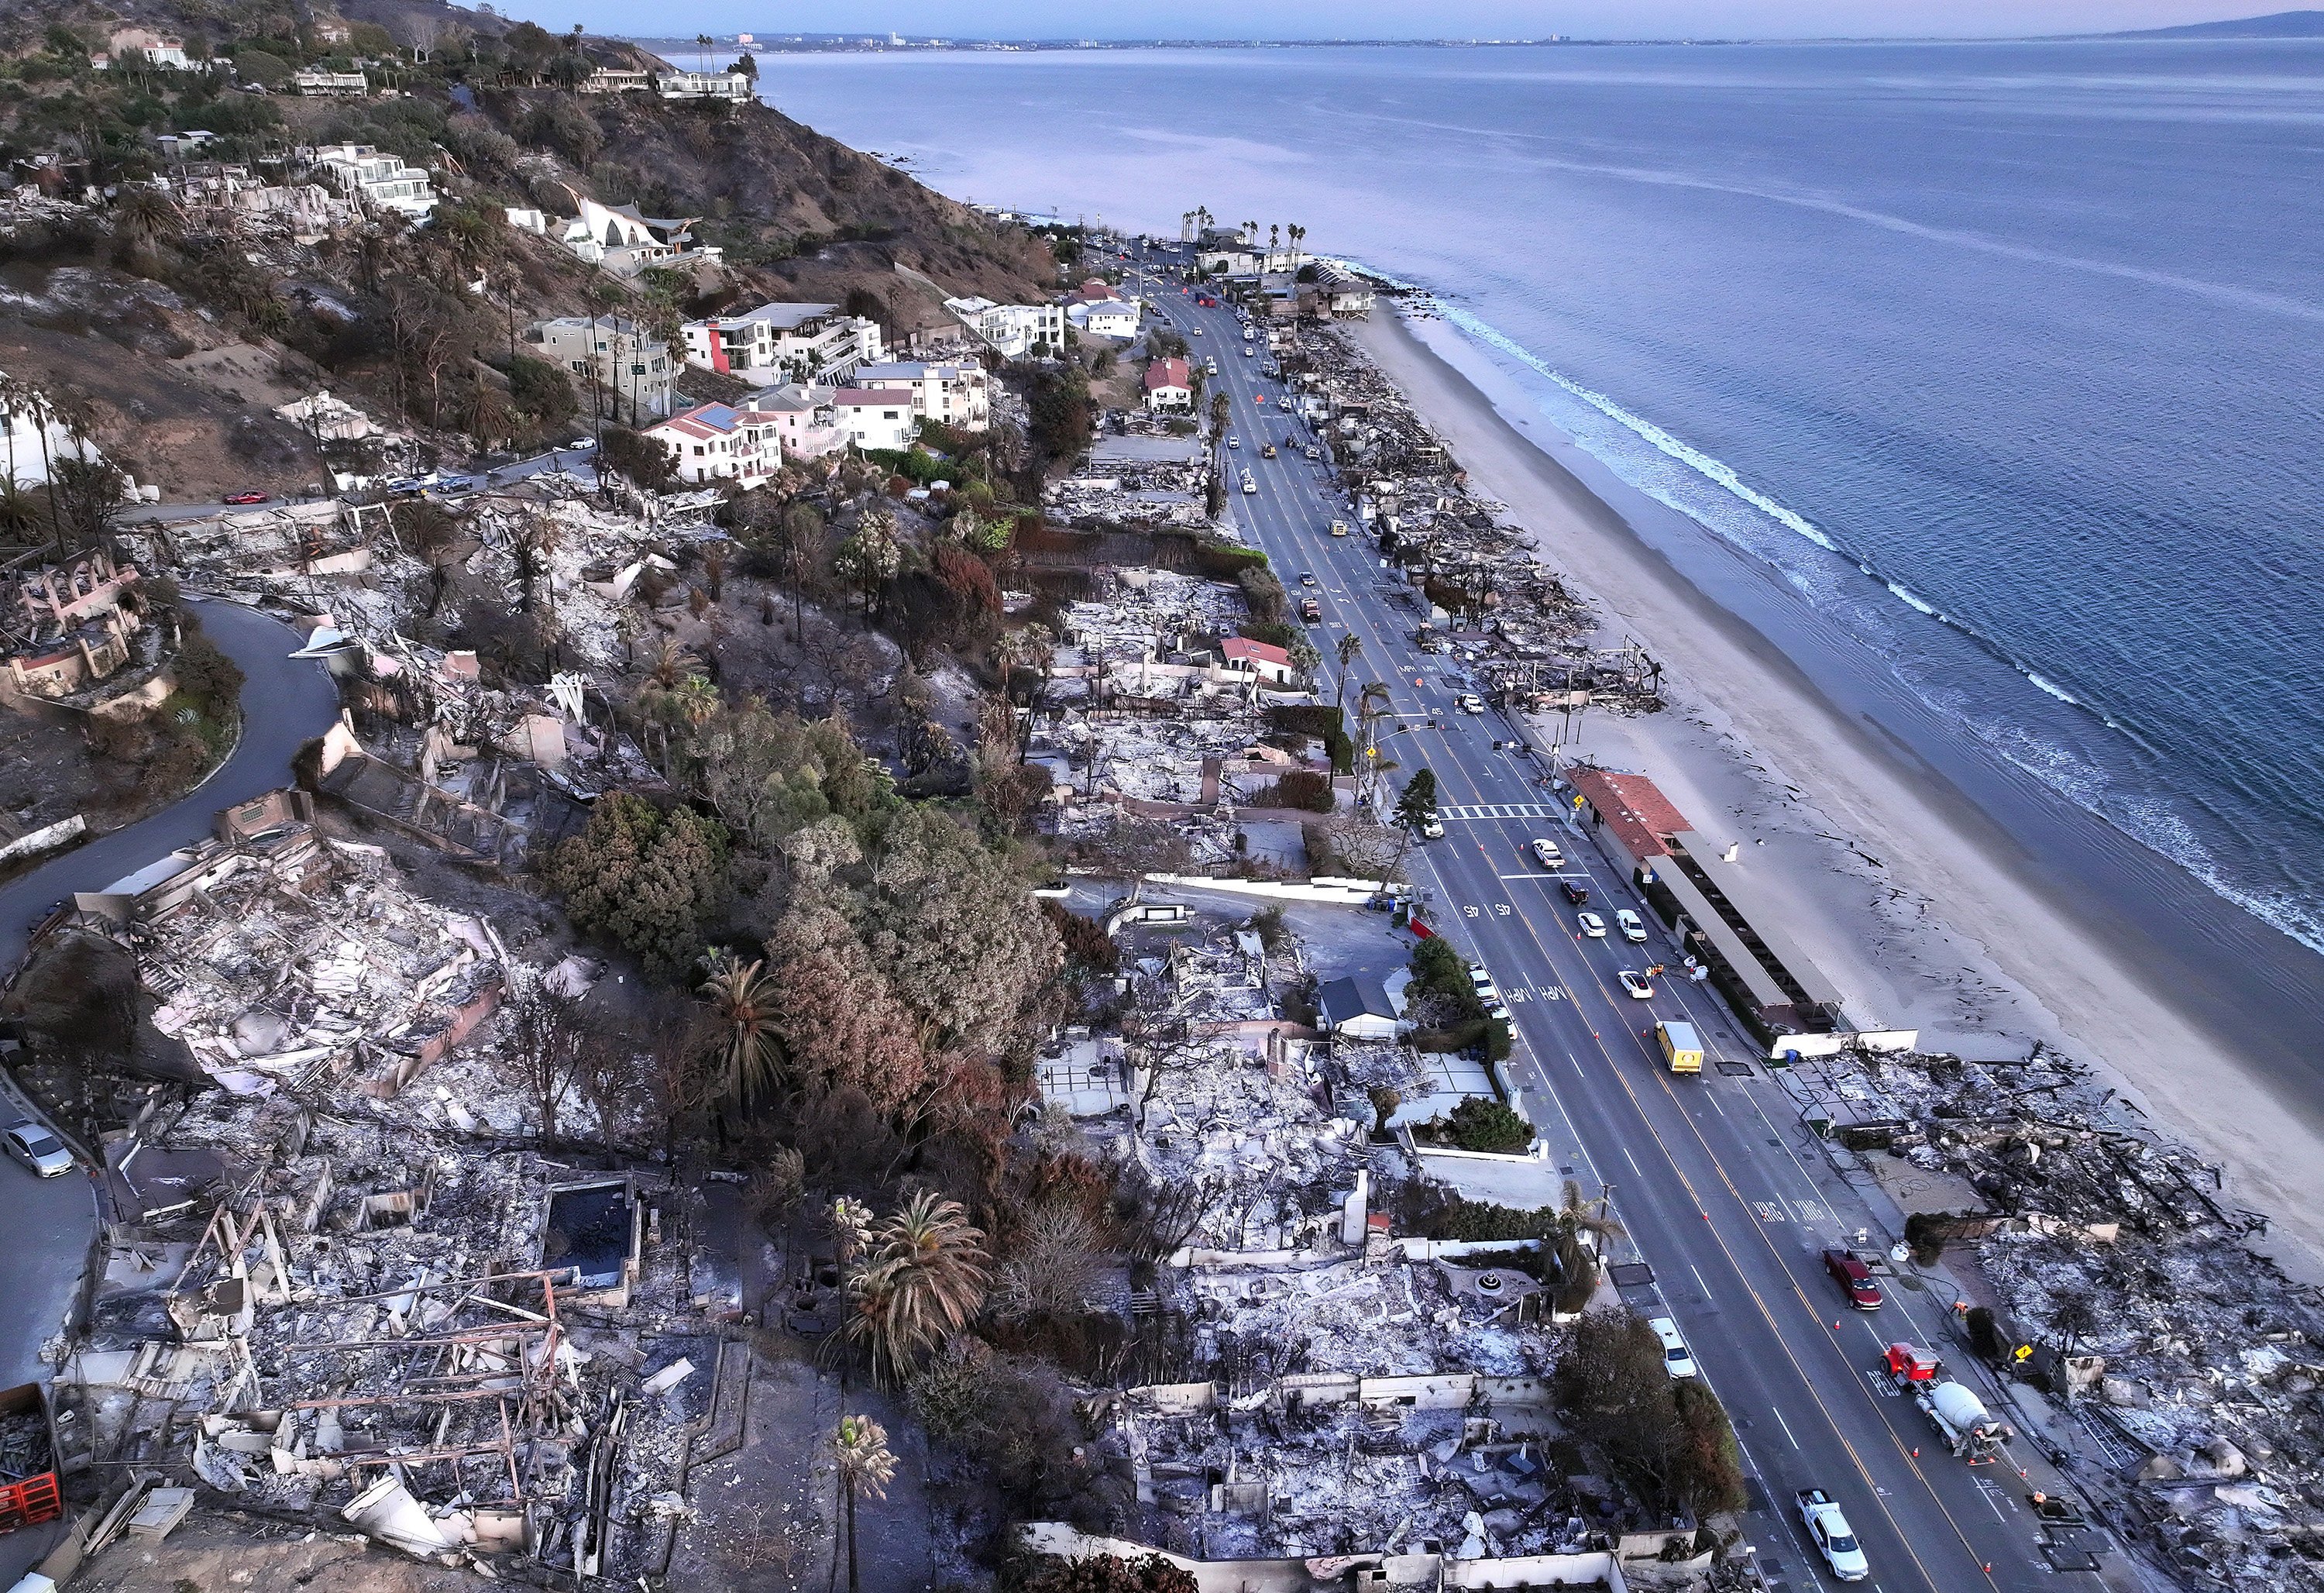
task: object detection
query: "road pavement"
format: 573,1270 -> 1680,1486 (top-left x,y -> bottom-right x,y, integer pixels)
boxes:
0,600 -> 335,1584
1140,242 -> 2095,1593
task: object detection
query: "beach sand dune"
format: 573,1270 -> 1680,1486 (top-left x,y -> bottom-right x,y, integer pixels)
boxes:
1353,307 -> 2324,1275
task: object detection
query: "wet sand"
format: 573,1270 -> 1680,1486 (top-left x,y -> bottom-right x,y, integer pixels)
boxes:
1353,305 -> 2324,1274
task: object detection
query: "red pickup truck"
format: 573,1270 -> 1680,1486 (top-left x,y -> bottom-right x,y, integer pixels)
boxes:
1824,1249 -> 1885,1311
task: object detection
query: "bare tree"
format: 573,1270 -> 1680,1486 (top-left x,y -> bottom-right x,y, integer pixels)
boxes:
509,988 -> 585,1140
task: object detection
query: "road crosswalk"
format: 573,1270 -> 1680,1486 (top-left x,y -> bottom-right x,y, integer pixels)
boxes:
1436,802 -> 1566,821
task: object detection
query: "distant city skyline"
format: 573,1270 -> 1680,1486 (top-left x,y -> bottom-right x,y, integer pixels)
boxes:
540,2 -> 2302,43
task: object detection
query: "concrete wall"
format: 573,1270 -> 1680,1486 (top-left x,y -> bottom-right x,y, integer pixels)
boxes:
1129,1371 -> 1555,1416
1020,1526 -> 1622,1593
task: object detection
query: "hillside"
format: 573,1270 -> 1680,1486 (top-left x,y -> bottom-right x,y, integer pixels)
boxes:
2106,9 -> 2324,36
0,0 -> 1057,493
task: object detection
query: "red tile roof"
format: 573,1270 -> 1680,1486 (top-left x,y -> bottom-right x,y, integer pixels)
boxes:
1144,356 -> 1189,390
1222,636 -> 1291,669
1564,766 -> 1690,860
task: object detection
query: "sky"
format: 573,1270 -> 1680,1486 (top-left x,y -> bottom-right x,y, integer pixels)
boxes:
534,2 -> 2296,42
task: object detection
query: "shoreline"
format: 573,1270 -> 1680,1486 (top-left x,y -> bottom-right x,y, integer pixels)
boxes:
1346,304 -> 2324,1275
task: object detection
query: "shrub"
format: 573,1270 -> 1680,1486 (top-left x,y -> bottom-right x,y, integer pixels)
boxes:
1446,1097 -> 1531,1154
1250,769 -> 1333,812
172,629 -> 244,710
1422,1198 -> 1561,1242
541,793 -> 730,980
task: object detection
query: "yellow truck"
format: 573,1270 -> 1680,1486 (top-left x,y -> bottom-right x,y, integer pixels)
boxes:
1655,1020 -> 1703,1075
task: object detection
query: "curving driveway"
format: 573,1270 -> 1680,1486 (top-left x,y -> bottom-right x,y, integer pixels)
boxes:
0,600 -> 334,1575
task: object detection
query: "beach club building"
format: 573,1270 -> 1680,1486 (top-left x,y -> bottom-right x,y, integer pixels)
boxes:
1563,766 -> 1846,1040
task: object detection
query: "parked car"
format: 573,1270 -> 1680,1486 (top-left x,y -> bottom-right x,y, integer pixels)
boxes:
1618,969 -> 1655,999
1648,1316 -> 1698,1378
1531,838 -> 1563,869
4,1120 -> 74,1178
1467,964 -> 1501,1004
1561,879 -> 1591,907
1577,911 -> 1607,938
222,490 -> 270,505
1616,908 -> 1648,943
1824,1249 -> 1885,1309
565,437 -> 596,451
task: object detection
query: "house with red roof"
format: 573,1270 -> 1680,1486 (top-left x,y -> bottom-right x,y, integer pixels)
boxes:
1143,356 -> 1191,412
1562,766 -> 1690,880
1219,635 -> 1297,686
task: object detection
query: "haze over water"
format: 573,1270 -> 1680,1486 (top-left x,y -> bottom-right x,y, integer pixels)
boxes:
760,40 -> 2324,958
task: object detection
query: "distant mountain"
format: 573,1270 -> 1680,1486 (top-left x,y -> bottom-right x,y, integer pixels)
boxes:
2109,9 -> 2324,37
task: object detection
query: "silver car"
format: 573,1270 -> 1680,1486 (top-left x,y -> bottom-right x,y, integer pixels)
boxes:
5,1120 -> 74,1178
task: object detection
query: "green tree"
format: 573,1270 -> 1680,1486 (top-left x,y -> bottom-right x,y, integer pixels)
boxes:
543,793 -> 730,979
697,955 -> 783,1110
834,511 -> 899,622
1333,631 -> 1363,712
847,1191 -> 989,1384
763,891 -> 930,1113
1394,767 -> 1439,831
1445,1097 -> 1530,1154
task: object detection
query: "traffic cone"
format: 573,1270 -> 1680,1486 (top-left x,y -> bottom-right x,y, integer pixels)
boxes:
1911,1448 -> 1919,1458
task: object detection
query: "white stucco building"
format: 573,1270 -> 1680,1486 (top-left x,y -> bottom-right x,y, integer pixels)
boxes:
521,316 -> 677,425
308,143 -> 436,221
944,296 -> 1065,360
681,303 -> 883,384
848,360 -> 991,432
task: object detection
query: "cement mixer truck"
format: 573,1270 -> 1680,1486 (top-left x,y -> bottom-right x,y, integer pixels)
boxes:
1884,1343 -> 2012,1463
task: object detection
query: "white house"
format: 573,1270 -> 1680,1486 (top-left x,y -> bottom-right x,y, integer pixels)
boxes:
832,389 -> 918,452
1143,357 -> 1191,412
1064,278 -> 1140,339
646,401 -> 783,485
944,296 -> 1065,360
291,69 -> 370,95
552,194 -> 713,279
850,361 -> 990,432
308,143 -> 436,221
1219,636 -> 1297,686
658,70 -> 753,101
521,316 -> 678,425
579,68 -> 653,93
94,27 -> 189,69
751,384 -> 847,459
681,303 -> 882,384
1317,975 -> 1402,1040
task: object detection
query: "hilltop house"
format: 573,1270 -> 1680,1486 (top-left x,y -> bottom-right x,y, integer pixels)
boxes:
520,193 -> 717,279
944,295 -> 1065,360
850,361 -> 990,432
521,316 -> 677,425
680,303 -> 883,384
832,389 -> 918,452
751,384 -> 847,460
92,26 -> 189,69
645,401 -> 783,486
291,69 -> 370,95
658,70 -> 753,101
307,143 -> 436,221
1064,279 -> 1140,339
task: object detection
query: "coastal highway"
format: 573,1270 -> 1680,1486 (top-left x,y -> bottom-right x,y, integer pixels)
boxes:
1139,244 -> 2090,1593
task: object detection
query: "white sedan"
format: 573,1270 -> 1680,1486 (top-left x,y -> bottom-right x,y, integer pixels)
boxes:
1618,969 -> 1655,1000
1456,693 -> 1486,714
1616,908 -> 1648,943
1649,1316 -> 1698,1378
1576,911 -> 1607,938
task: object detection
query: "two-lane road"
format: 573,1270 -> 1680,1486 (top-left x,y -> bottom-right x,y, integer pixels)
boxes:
1143,246 -> 2089,1592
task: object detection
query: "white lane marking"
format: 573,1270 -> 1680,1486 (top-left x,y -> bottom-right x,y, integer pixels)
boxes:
1623,1144 -> 1643,1176
1691,1264 -> 1712,1299
1772,1406 -> 1801,1450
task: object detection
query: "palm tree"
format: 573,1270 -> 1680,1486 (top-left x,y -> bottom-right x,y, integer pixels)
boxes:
1269,222 -> 1281,259
847,1191 -> 988,1384
0,480 -> 42,549
833,1416 -> 896,1593
1333,631 -> 1363,712
111,185 -> 182,261
698,955 -> 783,1108
696,32 -> 715,71
644,637 -> 703,689
1288,223 -> 1307,277
671,672 -> 720,732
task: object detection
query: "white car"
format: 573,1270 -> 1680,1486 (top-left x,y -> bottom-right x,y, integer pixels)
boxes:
1616,908 -> 1648,943
1618,969 -> 1655,1000
1420,813 -> 1445,839
1531,838 -> 1563,869
5,1120 -> 74,1178
1467,965 -> 1505,1013
1797,1490 -> 1870,1583
1456,693 -> 1485,714
1228,435 -> 1240,449
1576,911 -> 1607,938
1648,1316 -> 1697,1378
1191,326 -> 1205,336
1241,473 -> 1258,494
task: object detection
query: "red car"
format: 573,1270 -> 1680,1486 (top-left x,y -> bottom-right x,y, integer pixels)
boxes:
222,490 -> 270,505
1824,1249 -> 1883,1310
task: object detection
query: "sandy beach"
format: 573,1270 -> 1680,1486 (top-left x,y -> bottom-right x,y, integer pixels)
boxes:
1352,306 -> 2324,1275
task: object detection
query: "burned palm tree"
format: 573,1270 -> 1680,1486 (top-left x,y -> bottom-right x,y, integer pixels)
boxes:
846,1190 -> 988,1384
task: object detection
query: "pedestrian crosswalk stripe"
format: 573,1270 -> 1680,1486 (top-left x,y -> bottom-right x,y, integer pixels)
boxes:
1439,803 -> 1562,821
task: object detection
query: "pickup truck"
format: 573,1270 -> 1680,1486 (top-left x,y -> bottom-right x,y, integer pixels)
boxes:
1301,597 -> 1321,624
1796,1488 -> 1869,1582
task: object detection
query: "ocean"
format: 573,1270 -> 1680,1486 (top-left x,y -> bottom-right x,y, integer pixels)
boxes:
755,40 -> 2324,968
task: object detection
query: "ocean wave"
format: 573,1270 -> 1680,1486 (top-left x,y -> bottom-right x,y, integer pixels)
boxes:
1370,274 -> 2324,958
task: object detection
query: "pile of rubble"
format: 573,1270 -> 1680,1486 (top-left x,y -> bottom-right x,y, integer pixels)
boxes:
46,797 -> 721,1582
1044,428 -> 1210,530
1798,1046 -> 2324,1588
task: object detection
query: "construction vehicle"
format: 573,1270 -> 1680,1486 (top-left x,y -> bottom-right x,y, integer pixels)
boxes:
0,1382 -> 61,1536
1796,1488 -> 1868,1582
1655,1020 -> 1703,1075
1301,597 -> 1321,624
1884,1342 -> 2012,1462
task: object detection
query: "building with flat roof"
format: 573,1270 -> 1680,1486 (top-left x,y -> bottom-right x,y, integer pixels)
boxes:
521,316 -> 676,425
1564,765 -> 1844,1038
681,302 -> 882,384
